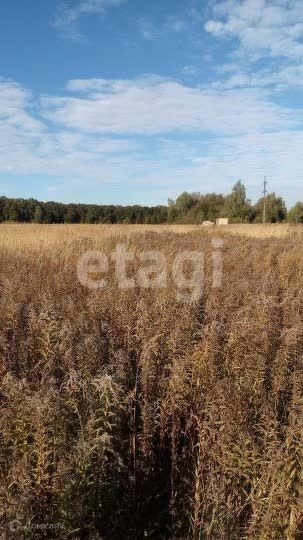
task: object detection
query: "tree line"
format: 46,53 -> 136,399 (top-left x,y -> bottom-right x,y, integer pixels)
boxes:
0,181 -> 302,224
168,181 -> 303,224
0,197 -> 168,224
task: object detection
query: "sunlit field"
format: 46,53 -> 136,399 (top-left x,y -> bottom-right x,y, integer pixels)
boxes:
0,222 -> 301,249
1,223 -> 303,538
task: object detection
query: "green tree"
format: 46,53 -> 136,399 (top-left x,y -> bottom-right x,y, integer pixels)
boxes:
34,205 -> 43,223
288,202 -> 303,223
64,205 -> 81,224
0,197 -> 7,222
253,193 -> 287,223
223,181 -> 251,223
167,199 -> 179,223
4,200 -> 21,222
175,192 -> 197,216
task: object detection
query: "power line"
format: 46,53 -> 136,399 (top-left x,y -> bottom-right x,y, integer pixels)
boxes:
263,177 -> 268,224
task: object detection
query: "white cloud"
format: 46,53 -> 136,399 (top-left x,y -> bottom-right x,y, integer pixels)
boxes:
0,80 -> 45,134
205,0 -> 303,60
211,63 -> 303,90
41,77 -> 297,135
205,21 -> 225,34
0,79 -> 137,180
53,0 -> 127,40
1,76 -> 303,205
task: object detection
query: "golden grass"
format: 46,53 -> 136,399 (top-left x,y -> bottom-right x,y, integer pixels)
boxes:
227,222 -> 303,238
0,222 -> 301,253
0,223 -> 303,538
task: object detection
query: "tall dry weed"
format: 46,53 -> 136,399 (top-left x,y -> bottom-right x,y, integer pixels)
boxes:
0,224 -> 302,538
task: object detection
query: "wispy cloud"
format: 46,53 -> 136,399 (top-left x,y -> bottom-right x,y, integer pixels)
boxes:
53,0 -> 127,41
181,65 -> 198,76
0,79 -> 136,181
138,19 -> 156,41
139,15 -> 187,41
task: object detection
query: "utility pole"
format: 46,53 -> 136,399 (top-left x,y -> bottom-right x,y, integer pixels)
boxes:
263,176 -> 268,224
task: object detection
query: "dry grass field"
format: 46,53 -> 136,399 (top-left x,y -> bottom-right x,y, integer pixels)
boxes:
0,223 -> 303,539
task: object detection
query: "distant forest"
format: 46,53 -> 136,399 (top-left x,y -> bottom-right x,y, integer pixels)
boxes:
1,182 -> 303,224
0,197 -> 168,224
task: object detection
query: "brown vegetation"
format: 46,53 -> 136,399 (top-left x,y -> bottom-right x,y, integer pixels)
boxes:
0,224 -> 303,538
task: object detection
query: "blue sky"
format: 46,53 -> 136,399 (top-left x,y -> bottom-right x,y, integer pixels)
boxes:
0,0 -> 302,206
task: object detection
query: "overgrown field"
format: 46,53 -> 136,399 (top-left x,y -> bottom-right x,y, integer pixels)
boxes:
0,224 -> 303,539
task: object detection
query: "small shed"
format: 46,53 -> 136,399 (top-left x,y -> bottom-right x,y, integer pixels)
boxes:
216,218 -> 229,226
